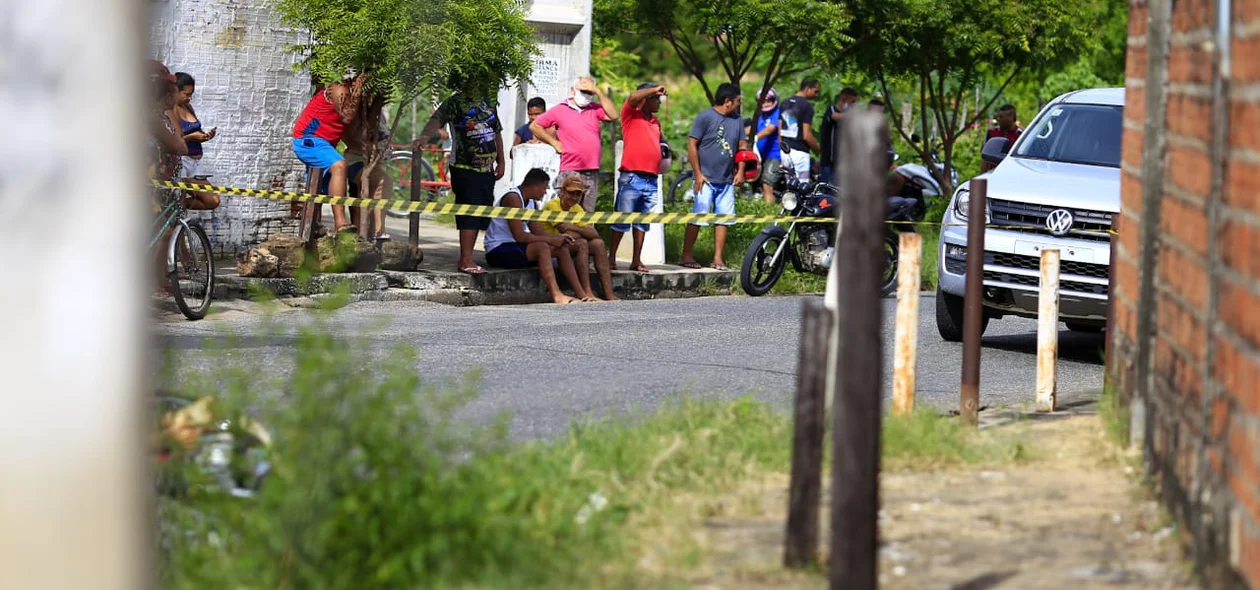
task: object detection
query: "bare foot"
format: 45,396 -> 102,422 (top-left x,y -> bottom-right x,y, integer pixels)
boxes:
581,295 -> 605,303
553,295 -> 580,304
631,262 -> 650,273
605,294 -> 621,301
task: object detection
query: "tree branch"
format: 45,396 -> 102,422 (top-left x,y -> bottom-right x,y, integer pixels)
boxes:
878,72 -> 917,148
962,68 -> 1020,134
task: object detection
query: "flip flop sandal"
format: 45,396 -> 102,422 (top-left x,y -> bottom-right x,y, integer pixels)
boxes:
459,266 -> 486,275
680,261 -> 703,269
712,263 -> 730,271
632,264 -> 651,273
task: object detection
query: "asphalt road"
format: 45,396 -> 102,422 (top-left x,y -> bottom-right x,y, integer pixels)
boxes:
154,295 -> 1106,440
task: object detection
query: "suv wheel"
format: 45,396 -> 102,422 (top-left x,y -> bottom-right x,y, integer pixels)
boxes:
935,287 -> 987,342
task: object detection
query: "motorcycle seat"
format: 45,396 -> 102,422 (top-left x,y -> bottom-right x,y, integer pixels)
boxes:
887,196 -> 918,214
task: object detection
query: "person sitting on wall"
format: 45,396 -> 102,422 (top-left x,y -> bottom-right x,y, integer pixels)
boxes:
482,168 -> 584,305
536,173 -> 619,302
291,71 -> 361,233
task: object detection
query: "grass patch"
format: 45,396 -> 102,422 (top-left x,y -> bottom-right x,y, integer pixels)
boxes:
158,323 -> 792,590
1098,379 -> 1131,448
918,224 -> 940,292
882,409 -> 1035,469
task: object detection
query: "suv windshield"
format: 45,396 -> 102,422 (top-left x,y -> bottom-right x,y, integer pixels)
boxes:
1012,103 -> 1123,168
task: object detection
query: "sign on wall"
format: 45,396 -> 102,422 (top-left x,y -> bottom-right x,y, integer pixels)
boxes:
532,57 -> 563,97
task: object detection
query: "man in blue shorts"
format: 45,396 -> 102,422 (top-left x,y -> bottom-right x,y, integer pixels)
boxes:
610,82 -> 668,273
679,83 -> 747,271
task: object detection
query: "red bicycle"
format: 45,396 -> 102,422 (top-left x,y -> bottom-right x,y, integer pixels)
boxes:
383,144 -> 452,218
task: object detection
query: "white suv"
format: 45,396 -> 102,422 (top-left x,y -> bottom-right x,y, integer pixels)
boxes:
936,88 -> 1124,341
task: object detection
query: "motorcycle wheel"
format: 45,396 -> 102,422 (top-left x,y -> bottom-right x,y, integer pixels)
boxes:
881,232 -> 899,297
667,170 -> 695,210
741,232 -> 789,297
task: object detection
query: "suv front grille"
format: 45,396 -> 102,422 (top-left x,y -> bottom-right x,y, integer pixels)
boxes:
982,271 -> 1109,297
989,199 -> 1114,242
985,252 -> 1110,279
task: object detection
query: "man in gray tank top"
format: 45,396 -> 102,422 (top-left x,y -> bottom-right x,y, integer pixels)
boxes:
483,169 -> 585,304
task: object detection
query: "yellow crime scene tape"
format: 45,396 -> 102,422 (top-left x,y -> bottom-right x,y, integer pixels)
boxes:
153,180 -> 1116,234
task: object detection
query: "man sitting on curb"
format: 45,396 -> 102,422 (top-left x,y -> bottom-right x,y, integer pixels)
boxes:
483,168 -> 584,305
538,173 -> 620,302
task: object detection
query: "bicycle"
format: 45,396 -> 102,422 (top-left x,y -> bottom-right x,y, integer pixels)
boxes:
383,144 -> 450,219
150,184 -> 215,320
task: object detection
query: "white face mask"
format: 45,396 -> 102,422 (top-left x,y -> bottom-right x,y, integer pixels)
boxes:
572,90 -> 592,108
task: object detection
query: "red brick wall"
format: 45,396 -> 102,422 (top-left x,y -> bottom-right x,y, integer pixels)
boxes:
1112,0 -> 1260,586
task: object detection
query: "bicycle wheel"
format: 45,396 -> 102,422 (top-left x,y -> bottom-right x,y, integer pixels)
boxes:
384,152 -> 437,218
168,221 -> 214,320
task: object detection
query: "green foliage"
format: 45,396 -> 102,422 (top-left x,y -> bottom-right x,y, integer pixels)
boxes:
853,0 -> 1094,193
158,324 -> 793,588
883,409 -> 1034,469
596,0 -> 851,103
277,0 -> 538,102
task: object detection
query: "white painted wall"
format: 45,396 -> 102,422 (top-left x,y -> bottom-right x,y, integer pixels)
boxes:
495,0 -> 594,198
151,0 -> 310,256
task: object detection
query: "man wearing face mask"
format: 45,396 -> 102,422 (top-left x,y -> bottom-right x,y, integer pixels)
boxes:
530,76 -> 618,213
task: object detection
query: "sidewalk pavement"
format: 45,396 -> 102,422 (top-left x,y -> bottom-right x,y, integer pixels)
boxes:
214,209 -> 736,307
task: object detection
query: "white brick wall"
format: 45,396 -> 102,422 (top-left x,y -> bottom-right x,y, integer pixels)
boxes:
151,0 -> 310,257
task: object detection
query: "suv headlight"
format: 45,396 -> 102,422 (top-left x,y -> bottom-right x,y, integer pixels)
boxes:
952,188 -> 991,223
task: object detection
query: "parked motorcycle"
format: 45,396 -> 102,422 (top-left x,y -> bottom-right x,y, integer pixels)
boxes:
739,176 -> 841,296
739,147 -> 954,297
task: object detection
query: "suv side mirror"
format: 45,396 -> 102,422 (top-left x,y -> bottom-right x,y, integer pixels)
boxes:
910,133 -> 922,144
981,137 -> 1011,166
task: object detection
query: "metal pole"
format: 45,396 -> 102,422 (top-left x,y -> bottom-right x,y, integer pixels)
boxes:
1036,249 -> 1061,412
892,232 -> 923,415
960,178 -> 987,427
1,0 -> 144,587
829,111 -> 888,590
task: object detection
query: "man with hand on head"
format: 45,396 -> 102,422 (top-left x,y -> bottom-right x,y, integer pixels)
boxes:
610,82 -> 668,274
530,76 -> 618,213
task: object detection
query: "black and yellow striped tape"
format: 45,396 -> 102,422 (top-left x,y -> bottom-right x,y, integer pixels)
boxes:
153,180 -> 1117,235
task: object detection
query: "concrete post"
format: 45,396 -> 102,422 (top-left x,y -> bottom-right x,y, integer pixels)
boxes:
1,0 -> 144,588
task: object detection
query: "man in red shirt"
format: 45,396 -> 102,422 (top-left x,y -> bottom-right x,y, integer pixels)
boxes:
981,104 -> 1022,172
530,76 -> 618,213
609,83 -> 668,273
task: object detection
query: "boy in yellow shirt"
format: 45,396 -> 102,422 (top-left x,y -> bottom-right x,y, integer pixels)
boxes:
536,174 -> 619,301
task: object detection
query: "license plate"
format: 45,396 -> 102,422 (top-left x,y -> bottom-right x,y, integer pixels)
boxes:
1013,240 -> 1095,263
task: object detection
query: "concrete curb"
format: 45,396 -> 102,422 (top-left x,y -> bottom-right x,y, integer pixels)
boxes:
215,267 -> 736,307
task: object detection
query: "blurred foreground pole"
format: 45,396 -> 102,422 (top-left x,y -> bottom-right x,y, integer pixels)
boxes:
0,2 -> 146,590
829,112 -> 888,590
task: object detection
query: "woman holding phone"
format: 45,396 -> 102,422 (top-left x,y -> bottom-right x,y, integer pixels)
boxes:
173,72 -> 216,178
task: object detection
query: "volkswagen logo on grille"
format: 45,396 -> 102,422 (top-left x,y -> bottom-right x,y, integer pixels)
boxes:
1045,209 -> 1075,236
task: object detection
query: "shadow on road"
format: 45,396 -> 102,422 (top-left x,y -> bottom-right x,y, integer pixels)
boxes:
982,330 -> 1107,365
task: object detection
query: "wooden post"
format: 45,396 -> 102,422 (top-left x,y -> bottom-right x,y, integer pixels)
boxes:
299,166 -> 322,250
1036,249 -> 1061,412
784,300 -> 833,568
829,111 -> 887,590
892,232 -> 923,415
960,178 -> 987,427
409,143 -> 422,249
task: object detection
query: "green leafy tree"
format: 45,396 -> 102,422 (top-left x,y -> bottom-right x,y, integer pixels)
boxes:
595,0 -> 854,104
852,0 -> 1093,194
277,0 -> 538,177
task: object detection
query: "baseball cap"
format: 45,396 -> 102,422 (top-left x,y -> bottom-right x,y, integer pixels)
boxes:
757,87 -> 778,112
561,175 -> 586,193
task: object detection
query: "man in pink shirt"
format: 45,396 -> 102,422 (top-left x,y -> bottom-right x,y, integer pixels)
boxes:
530,76 -> 618,212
